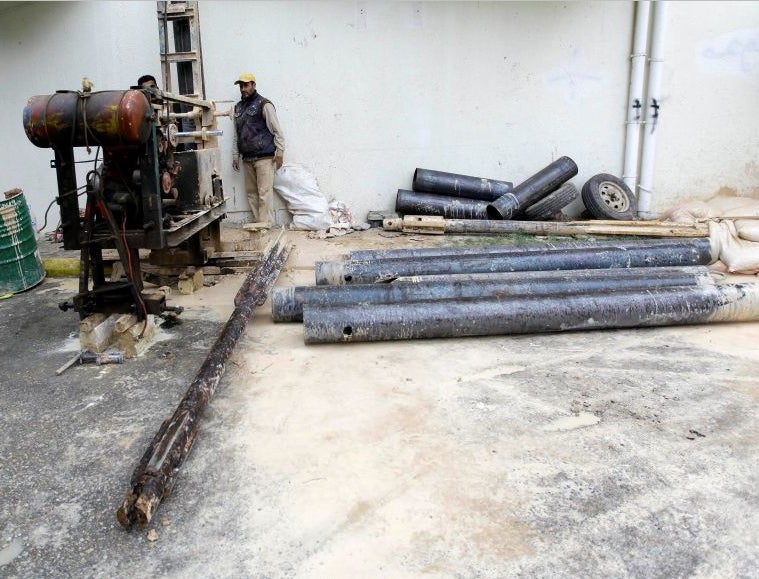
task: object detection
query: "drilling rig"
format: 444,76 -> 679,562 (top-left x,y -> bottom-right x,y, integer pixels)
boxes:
23,85 -> 227,320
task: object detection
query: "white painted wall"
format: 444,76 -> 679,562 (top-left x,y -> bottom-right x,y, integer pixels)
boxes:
1,1 -> 757,230
653,1 -> 759,210
201,1 -> 634,222
0,1 -> 159,230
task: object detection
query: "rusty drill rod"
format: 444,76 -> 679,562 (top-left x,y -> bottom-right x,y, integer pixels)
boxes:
303,283 -> 759,344
116,240 -> 292,529
273,266 -> 714,323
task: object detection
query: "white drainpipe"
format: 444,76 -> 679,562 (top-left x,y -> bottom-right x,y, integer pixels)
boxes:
637,0 -> 669,219
622,1 -> 651,196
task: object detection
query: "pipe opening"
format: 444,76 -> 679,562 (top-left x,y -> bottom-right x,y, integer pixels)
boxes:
485,205 -> 502,220
343,326 -> 353,337
344,275 -> 353,283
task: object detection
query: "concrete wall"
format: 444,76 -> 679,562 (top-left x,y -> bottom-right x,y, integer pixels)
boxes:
201,1 -> 634,222
656,1 -> 759,208
0,1 -> 159,230
1,1 -> 757,230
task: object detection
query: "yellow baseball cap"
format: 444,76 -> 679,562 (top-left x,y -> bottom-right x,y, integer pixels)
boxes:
234,73 -> 256,85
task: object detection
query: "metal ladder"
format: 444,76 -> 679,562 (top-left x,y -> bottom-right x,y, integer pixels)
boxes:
157,0 -> 205,99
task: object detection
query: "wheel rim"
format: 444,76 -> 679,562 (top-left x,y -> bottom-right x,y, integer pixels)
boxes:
598,181 -> 630,212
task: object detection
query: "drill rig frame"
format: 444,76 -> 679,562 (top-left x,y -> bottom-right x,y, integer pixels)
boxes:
23,87 -> 227,320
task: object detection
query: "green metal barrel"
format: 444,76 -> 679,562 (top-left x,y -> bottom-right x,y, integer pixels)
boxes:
0,191 -> 46,293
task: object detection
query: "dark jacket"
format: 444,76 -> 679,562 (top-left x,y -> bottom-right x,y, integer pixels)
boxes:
234,92 -> 276,159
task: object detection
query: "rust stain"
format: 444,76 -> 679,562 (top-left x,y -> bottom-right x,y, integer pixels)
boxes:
711,186 -> 739,198
710,185 -> 759,200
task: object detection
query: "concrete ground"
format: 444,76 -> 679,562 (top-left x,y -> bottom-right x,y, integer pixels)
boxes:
1,228 -> 758,578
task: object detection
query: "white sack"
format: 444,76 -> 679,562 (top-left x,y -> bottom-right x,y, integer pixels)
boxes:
273,164 -> 332,230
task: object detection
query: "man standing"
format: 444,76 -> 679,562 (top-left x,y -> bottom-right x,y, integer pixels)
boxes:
231,73 -> 285,226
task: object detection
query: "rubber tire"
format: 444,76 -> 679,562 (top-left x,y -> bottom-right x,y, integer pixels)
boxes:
523,182 -> 579,220
581,173 -> 637,220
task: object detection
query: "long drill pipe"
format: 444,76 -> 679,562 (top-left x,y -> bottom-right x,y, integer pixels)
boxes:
412,168 -> 513,201
315,239 -> 714,285
395,189 -> 490,220
272,266 -> 714,322
348,237 -> 711,261
302,283 -> 759,344
116,240 -> 291,529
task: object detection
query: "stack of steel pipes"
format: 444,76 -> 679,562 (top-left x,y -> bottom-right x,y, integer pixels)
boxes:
395,157 -> 578,221
394,168 -> 512,220
271,238 -> 759,344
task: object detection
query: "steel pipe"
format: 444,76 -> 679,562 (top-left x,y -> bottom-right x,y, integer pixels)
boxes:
392,266 -> 714,284
273,266 -> 714,322
487,156 -> 578,220
395,189 -> 489,220
302,283 -> 759,343
412,168 -> 513,201
175,129 -> 223,138
315,239 -> 714,285
348,237 -> 711,261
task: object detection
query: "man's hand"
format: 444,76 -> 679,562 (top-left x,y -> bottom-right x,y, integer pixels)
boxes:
274,154 -> 284,170
232,159 -> 240,172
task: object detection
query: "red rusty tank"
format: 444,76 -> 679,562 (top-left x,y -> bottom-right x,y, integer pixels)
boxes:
22,90 -> 153,148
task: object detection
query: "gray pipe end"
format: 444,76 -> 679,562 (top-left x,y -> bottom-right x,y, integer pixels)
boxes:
271,286 -> 298,322
315,261 -> 347,285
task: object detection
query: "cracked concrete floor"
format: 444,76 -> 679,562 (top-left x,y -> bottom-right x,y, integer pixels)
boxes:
1,229 -> 758,577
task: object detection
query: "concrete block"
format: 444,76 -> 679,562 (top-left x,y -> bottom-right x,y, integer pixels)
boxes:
80,313 -> 107,334
178,267 -> 204,295
80,314 -> 117,353
116,315 -> 159,358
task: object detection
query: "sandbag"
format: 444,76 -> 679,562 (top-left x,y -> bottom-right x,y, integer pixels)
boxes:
735,219 -> 759,243
710,220 -> 759,275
